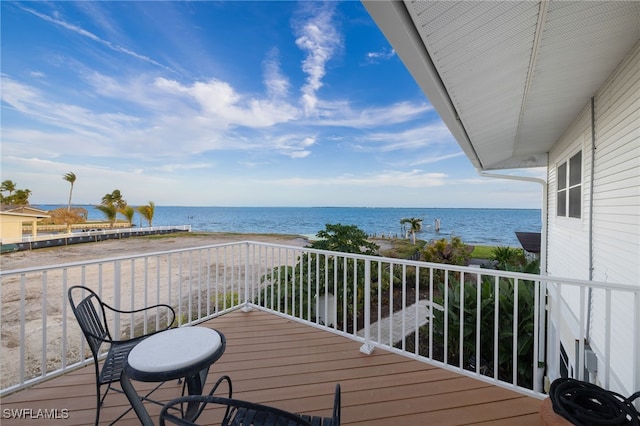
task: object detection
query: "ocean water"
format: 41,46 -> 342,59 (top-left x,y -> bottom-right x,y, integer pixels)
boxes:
37,205 -> 541,247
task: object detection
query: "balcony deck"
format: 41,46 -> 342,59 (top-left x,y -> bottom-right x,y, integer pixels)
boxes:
1,309 -> 543,425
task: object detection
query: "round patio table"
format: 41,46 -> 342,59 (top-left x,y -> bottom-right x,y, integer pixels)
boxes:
120,326 -> 226,426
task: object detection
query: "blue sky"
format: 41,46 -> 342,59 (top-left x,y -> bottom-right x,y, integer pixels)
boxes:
1,1 -> 543,208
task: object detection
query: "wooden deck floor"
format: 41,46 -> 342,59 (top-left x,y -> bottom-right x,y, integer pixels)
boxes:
1,309 -> 543,425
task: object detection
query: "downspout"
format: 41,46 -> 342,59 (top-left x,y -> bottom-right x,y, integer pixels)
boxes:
478,169 -> 548,393
477,170 -> 547,275
586,97 -> 595,341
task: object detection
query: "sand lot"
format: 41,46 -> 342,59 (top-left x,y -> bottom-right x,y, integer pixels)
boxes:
1,232 -> 309,270
1,233 -> 310,389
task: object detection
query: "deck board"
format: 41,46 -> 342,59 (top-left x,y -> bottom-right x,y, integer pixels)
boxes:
1,309 -> 543,425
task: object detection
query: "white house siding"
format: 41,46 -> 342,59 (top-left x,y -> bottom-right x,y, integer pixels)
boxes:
546,41 -> 640,396
591,42 -> 640,286
547,105 -> 592,384
547,105 -> 591,281
589,41 -> 640,396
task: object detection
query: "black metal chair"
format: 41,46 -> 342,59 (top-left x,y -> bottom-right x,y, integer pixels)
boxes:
68,285 -> 176,425
159,382 -> 341,426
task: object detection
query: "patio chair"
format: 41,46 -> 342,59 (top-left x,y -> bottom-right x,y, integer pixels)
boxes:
159,383 -> 341,426
68,285 -> 176,426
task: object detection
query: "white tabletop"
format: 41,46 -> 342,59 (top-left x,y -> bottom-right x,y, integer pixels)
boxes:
128,326 -> 222,374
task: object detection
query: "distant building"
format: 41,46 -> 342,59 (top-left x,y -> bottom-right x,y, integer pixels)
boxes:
0,211 -> 50,244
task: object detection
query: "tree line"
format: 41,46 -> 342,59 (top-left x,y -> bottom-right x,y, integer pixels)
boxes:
0,180 -> 31,206
95,189 -> 156,228
1,173 -> 156,228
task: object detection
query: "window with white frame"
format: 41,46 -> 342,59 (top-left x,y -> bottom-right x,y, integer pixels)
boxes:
556,151 -> 582,218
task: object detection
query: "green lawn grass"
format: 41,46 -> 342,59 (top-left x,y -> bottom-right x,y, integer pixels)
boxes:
470,245 -> 495,259
375,238 -> 424,259
374,238 -> 498,261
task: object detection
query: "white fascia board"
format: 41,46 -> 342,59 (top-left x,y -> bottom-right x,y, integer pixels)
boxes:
362,0 -> 484,170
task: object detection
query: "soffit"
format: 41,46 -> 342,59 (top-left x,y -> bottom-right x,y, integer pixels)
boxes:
366,1 -> 640,171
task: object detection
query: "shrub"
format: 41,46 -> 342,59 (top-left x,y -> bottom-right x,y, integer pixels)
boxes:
421,236 -> 473,266
212,291 -> 240,312
491,246 -> 525,270
490,246 -> 540,274
257,224 -> 382,332
431,272 -> 536,389
309,223 -> 379,255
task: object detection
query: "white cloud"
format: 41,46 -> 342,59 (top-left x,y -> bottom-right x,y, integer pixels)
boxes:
2,64 -> 440,171
17,4 -> 176,73
1,75 -> 43,110
154,77 -> 300,128
268,169 -> 448,188
153,163 -> 213,173
1,75 -> 140,141
1,74 -> 308,160
357,123 -> 455,152
293,3 -> 342,116
366,48 -> 396,63
263,48 -> 290,99
259,135 -> 316,159
409,152 -> 466,166
312,101 -> 432,128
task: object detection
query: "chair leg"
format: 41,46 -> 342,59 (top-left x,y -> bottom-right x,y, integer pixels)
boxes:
108,381 -> 166,425
95,382 -> 102,426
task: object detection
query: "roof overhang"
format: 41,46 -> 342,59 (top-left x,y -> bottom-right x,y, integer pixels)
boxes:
363,1 -> 640,171
0,211 -> 50,219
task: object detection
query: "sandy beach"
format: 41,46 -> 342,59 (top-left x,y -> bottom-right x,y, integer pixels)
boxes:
1,232 -> 310,271
1,233 -> 311,389
1,232 -> 399,390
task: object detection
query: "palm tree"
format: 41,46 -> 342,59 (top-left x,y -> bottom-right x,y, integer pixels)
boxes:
400,217 -> 423,245
1,180 -> 17,205
137,201 -> 155,227
120,205 -> 135,227
101,190 -> 126,209
12,189 -> 32,206
95,204 -> 118,228
1,180 -> 17,197
63,172 -> 76,211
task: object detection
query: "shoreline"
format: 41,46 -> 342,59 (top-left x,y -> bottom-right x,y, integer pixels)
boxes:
27,205 -> 540,247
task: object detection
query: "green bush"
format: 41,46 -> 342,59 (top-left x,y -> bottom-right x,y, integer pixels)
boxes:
489,246 -> 540,274
309,223 -> 379,255
256,224 -> 383,332
212,291 -> 240,312
432,272 -> 536,388
421,236 -> 473,266
491,246 -> 525,270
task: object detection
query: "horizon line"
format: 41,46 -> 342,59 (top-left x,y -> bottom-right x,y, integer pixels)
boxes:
31,203 -> 542,210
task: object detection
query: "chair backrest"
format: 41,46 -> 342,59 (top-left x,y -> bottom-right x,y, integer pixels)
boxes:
298,384 -> 340,426
160,395 -> 313,426
68,286 -> 111,357
160,384 -> 341,426
332,384 -> 341,425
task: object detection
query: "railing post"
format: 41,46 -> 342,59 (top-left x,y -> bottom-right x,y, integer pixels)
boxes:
634,290 -> 640,411
535,279 -> 547,393
19,275 -> 26,384
360,259 -> 374,355
114,261 -> 121,337
242,242 -> 252,312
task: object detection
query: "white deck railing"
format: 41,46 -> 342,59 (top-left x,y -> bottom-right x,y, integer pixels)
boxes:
1,241 -> 638,401
18,225 -> 191,243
